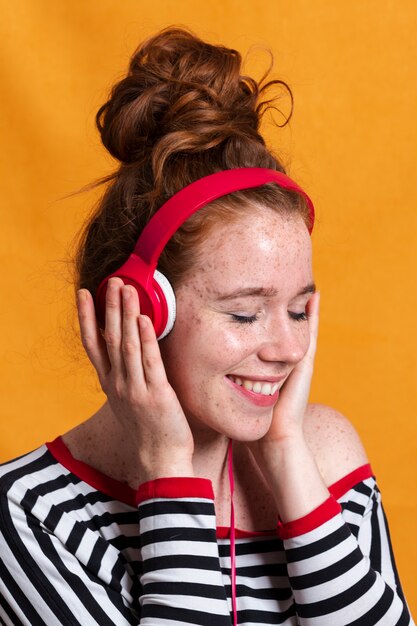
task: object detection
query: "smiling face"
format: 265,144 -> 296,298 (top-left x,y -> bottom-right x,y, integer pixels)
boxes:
159,206 -> 314,442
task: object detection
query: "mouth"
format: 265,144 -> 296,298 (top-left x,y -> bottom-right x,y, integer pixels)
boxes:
226,375 -> 280,396
225,374 -> 283,407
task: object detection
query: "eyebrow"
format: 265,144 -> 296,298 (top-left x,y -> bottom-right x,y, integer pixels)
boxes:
214,283 -> 316,301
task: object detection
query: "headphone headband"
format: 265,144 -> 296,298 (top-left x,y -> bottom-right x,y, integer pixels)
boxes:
135,168 -> 314,269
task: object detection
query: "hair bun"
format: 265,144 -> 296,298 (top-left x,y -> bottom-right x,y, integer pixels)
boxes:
95,27 -> 288,174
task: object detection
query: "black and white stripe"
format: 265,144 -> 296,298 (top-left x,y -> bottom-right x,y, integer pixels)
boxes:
0,445 -> 414,625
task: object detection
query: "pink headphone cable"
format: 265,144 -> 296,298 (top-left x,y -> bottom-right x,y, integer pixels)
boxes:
227,439 -> 237,626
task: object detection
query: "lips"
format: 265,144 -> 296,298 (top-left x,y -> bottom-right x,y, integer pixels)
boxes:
225,374 -> 282,407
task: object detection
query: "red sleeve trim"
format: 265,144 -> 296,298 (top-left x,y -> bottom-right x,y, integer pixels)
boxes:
46,436 -> 137,507
136,477 -> 214,506
328,463 -> 374,500
274,464 -> 373,540
276,496 -> 342,540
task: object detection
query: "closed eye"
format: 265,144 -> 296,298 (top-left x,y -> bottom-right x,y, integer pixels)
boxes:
230,313 -> 259,325
289,311 -> 307,322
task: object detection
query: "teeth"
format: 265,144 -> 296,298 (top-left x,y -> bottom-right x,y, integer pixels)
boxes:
228,375 -> 279,396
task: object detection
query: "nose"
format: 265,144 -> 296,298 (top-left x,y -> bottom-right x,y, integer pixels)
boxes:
257,313 -> 308,365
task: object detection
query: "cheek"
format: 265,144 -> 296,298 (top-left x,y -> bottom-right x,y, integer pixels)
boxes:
187,319 -> 247,369
163,316 -> 251,385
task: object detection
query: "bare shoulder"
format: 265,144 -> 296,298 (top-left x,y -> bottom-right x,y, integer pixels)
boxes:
304,403 -> 369,487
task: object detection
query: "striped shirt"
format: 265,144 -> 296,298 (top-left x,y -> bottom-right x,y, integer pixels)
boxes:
0,436 -> 414,625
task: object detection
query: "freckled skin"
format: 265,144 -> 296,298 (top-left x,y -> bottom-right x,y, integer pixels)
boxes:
65,205 -> 368,529
159,209 -> 313,443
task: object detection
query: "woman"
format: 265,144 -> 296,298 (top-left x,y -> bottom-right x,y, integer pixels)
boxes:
0,27 -> 413,626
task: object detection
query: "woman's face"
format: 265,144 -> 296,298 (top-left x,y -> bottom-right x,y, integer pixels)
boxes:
159,208 -> 314,442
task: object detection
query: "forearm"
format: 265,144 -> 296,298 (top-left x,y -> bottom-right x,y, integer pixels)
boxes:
255,439 -> 414,624
269,466 -> 415,626
280,509 -> 413,625
137,477 -> 231,625
255,434 -> 330,523
138,454 -> 195,482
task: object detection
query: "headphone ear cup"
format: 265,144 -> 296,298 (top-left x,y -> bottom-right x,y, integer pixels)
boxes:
153,269 -> 176,340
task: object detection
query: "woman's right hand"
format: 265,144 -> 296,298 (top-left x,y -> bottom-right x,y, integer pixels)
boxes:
76,277 -> 195,481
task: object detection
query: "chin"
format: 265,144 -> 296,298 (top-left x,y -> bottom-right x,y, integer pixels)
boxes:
221,414 -> 274,442
186,407 -> 273,443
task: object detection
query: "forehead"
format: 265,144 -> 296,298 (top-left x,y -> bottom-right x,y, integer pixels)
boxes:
181,210 -> 313,295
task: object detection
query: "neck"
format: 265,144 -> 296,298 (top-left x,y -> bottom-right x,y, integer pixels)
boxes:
62,402 -> 278,529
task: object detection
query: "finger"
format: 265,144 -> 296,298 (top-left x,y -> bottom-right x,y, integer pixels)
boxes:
121,285 -> 145,383
273,292 -> 320,413
104,277 -> 125,374
305,291 -> 320,360
77,289 -> 110,380
138,315 -> 170,388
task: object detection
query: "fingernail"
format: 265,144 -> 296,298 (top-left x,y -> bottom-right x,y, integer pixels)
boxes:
139,314 -> 148,327
77,289 -> 87,303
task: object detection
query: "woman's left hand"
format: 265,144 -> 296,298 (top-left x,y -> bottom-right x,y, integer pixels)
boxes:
260,290 -> 320,445
247,292 -> 324,510
247,292 -> 329,520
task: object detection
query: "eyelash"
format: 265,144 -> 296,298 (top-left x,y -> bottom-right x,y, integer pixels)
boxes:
231,314 -> 259,325
289,311 -> 307,322
231,311 -> 307,325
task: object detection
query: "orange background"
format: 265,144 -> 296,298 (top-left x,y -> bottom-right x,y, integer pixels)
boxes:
1,0 -> 416,614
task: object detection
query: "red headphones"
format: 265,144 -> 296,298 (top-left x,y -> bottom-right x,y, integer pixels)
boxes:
95,167 -> 315,339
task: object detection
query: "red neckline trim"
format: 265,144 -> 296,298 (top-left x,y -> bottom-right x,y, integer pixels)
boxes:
46,436 -> 137,507
216,526 -> 276,539
46,436 -> 373,535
